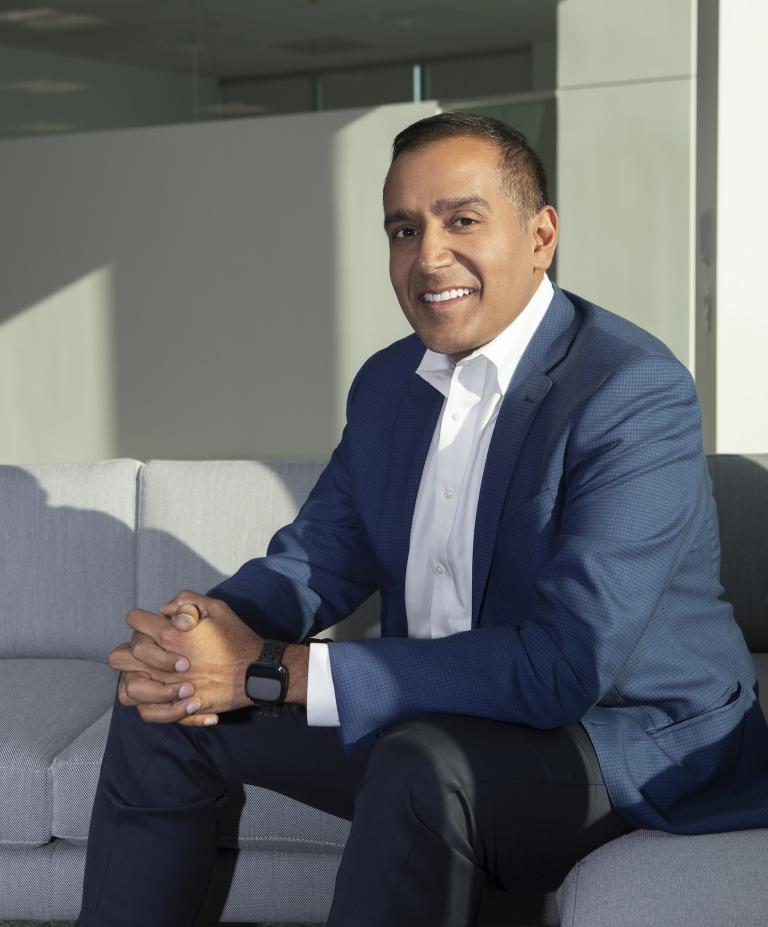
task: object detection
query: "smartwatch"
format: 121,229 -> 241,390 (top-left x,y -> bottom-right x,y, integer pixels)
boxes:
245,639 -> 288,717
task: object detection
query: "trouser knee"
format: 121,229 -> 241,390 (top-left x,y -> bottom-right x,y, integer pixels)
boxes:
98,686 -> 224,808
357,716 -> 479,857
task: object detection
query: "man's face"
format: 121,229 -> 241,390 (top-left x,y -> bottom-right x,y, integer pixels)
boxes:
383,135 -> 557,361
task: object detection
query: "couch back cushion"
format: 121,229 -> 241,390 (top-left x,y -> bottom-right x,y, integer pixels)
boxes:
137,459 -> 382,640
136,460 -> 325,613
0,459 -> 140,659
707,454 -> 768,653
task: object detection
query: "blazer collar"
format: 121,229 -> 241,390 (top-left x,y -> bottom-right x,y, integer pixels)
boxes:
471,286 -> 580,622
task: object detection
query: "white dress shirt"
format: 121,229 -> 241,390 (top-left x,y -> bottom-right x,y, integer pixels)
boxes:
306,274 -> 555,725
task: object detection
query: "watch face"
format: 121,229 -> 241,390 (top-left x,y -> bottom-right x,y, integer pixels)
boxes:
245,664 -> 287,703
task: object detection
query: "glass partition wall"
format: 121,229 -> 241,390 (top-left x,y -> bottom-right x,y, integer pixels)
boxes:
0,1 -> 557,138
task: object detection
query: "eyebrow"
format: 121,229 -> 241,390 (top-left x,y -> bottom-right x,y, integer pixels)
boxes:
383,195 -> 492,228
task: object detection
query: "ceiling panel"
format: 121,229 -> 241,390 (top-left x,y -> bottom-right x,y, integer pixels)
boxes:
0,0 -> 557,79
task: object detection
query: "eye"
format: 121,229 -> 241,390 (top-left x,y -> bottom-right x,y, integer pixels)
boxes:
390,226 -> 417,241
452,216 -> 477,229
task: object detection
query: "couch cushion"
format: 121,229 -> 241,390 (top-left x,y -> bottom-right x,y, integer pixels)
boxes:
753,653 -> 768,717
53,704 -> 352,853
0,658 -> 117,846
557,827 -> 768,927
135,460 -> 325,613
0,841 -> 87,920
0,459 -> 141,660
707,454 -> 768,651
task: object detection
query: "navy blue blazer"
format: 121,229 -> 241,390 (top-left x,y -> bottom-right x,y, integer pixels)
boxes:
211,286 -> 768,834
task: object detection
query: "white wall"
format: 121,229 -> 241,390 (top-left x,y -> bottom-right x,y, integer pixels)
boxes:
0,268 -> 116,461
556,0 -> 697,370
714,0 -> 768,453
332,105 -> 439,432
0,102 -> 434,464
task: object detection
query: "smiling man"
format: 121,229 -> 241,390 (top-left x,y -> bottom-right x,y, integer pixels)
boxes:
76,114 -> 768,927
384,132 -> 557,362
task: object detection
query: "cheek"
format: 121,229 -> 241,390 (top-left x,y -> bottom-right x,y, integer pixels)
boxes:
389,255 -> 409,292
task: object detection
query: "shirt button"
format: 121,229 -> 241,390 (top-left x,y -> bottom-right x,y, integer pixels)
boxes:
451,410 -> 464,422
443,488 -> 454,499
434,563 -> 445,576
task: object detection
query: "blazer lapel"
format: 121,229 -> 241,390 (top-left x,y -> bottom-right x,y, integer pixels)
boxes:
471,287 -> 580,624
378,372 -> 443,637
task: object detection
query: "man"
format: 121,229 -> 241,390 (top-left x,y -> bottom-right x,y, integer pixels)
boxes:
76,114 -> 768,927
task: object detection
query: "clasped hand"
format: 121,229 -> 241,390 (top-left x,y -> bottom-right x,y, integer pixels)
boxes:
108,590 -> 264,727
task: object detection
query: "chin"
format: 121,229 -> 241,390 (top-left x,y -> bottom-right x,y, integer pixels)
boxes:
422,339 -> 462,356
415,328 -> 469,355
423,335 -> 476,357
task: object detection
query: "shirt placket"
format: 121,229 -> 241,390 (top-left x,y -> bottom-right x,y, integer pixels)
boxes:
429,358 -> 486,638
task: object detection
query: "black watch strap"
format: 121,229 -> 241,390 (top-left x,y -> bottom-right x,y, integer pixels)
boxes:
248,639 -> 288,718
259,638 -> 288,665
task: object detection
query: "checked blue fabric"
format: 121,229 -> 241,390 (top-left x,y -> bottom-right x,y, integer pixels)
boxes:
210,285 -> 768,835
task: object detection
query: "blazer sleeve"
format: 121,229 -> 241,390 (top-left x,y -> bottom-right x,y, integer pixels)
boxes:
206,367 -> 378,642
328,354 -> 710,751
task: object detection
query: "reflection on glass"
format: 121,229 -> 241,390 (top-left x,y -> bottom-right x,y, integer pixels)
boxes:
0,3 -> 556,137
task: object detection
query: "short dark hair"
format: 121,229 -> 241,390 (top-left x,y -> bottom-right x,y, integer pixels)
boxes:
390,112 -> 548,224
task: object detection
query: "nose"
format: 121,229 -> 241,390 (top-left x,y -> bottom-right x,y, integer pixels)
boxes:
417,225 -> 453,274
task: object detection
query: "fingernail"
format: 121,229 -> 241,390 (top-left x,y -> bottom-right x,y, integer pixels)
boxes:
175,615 -> 194,629
178,683 -> 194,698
186,701 -> 201,714
203,717 -> 217,726
175,657 -> 190,672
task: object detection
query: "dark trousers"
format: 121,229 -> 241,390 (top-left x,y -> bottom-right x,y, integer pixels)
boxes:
76,691 -> 632,927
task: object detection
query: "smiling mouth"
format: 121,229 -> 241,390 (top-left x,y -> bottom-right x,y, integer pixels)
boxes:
420,286 -> 477,306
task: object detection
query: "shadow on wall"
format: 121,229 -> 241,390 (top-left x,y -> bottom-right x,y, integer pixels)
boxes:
0,113 -> 345,465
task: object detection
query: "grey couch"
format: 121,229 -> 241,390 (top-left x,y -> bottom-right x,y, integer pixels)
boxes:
0,456 -> 766,926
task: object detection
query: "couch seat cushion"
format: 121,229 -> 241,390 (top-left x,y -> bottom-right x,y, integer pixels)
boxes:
0,658 -> 117,846
557,827 -> 768,926
54,704 -> 351,853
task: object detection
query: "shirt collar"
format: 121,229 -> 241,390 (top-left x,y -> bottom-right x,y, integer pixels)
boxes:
415,274 -> 554,398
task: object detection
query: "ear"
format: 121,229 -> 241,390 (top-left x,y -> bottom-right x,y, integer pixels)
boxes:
531,205 -> 559,271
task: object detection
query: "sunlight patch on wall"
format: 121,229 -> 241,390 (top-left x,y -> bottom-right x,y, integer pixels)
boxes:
0,266 -> 116,463
332,102 -> 435,435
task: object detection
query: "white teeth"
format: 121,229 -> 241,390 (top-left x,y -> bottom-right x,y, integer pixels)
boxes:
423,287 -> 474,303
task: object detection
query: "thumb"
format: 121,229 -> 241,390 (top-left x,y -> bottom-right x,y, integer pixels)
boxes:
171,603 -> 202,632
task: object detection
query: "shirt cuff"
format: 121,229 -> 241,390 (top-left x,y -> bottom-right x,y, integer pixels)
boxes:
306,642 -> 340,726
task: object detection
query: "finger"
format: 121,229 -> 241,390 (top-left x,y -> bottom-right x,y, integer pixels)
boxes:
117,670 -> 147,706
108,641 -> 134,671
117,671 -> 132,705
130,630 -> 189,673
136,697 -> 204,725
178,713 -> 219,728
123,671 -> 194,705
159,590 -> 211,619
110,645 -> 145,674
171,603 -> 201,632
109,641 -> 180,680
126,609 -> 179,651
